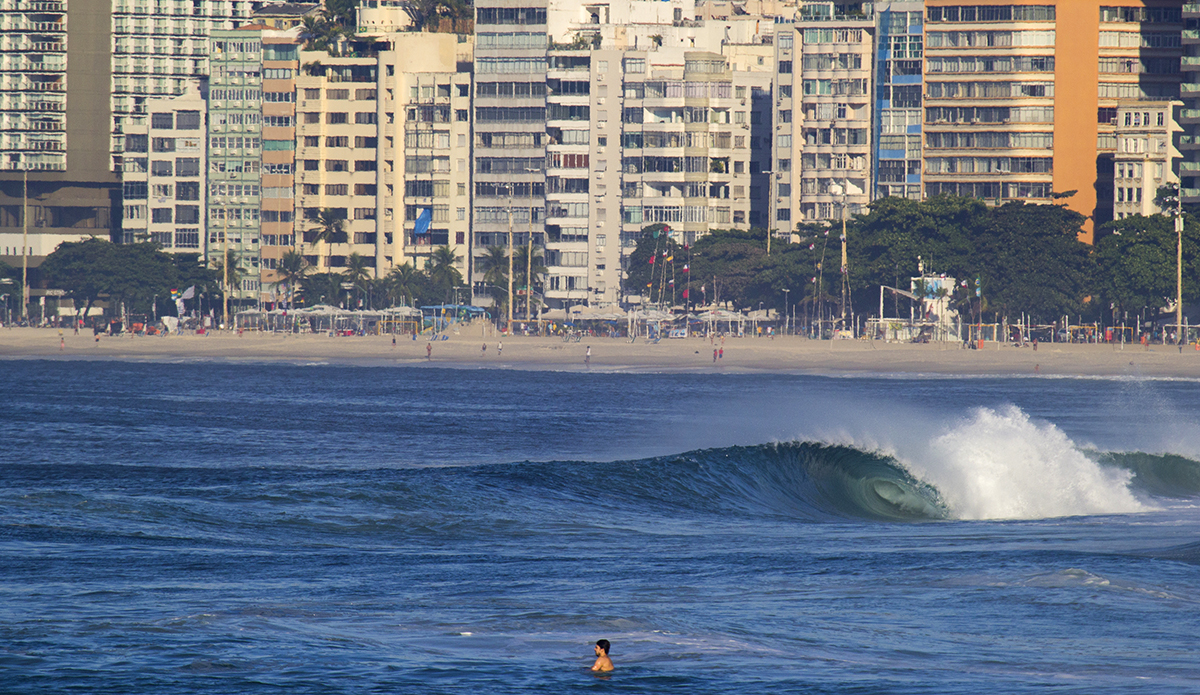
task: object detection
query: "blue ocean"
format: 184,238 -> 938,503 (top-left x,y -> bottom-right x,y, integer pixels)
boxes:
2,360 -> 1199,693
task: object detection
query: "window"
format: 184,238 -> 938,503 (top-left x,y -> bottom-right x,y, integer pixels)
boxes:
175,205 -> 200,224
327,112 -> 348,124
176,111 -> 200,129
326,184 -> 348,196
151,207 -> 173,223
356,112 -> 377,124
175,158 -> 200,176
151,160 -> 173,176
151,112 -> 173,129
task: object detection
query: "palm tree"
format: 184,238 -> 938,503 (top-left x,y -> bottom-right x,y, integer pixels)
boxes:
367,277 -> 390,310
514,244 -> 548,320
387,262 -> 423,307
210,248 -> 246,318
477,245 -> 509,307
307,209 -> 347,273
343,252 -> 372,309
274,249 -> 309,309
300,272 -> 344,308
425,245 -> 464,302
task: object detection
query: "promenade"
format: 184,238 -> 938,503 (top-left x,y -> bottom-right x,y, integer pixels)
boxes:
3,327 -> 1200,378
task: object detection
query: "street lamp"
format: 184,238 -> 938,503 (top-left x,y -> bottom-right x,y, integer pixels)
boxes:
21,160 -> 29,321
828,181 -> 849,335
782,288 -> 790,336
1175,182 -> 1183,344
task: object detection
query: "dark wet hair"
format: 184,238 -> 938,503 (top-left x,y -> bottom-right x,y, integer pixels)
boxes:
596,639 -> 610,654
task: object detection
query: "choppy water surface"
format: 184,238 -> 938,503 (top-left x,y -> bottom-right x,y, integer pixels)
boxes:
2,361 -> 1199,693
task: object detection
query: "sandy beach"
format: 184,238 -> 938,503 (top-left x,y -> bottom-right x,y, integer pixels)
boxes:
3,326 -> 1200,378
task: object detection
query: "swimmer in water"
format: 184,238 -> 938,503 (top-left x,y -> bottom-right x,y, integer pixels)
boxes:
591,639 -> 613,672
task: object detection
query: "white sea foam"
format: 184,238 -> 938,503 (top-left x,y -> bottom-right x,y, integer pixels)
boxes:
789,402 -> 1150,520
901,405 -> 1148,520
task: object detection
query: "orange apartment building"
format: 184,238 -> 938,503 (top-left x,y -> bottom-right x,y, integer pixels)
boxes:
922,1 -> 1182,242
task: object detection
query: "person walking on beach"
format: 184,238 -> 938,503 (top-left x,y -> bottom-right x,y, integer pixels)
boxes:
426,343 -> 432,360
713,348 -> 718,363
392,335 -> 397,348
591,639 -> 613,672
481,342 -> 487,357
497,341 -> 503,357
585,345 -> 591,366
719,347 -> 723,360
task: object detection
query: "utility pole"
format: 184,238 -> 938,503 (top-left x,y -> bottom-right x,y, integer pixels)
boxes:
21,166 -> 28,320
1176,182 -> 1183,343
507,187 -> 514,335
832,183 -> 849,333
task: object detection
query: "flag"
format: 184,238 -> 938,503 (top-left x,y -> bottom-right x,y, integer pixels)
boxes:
649,255 -> 655,265
413,208 -> 432,235
682,288 -> 689,299
646,282 -> 652,288
180,286 -> 195,300
665,255 -> 673,262
682,264 -> 689,272
668,278 -> 674,285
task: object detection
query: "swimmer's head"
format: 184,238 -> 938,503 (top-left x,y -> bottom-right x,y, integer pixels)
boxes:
595,639 -> 610,655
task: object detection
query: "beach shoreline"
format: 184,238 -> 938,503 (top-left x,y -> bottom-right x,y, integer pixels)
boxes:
3,326 -> 1199,378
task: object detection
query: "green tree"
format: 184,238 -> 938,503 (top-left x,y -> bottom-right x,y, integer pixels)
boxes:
476,245 -> 509,299
973,201 -> 1093,323
386,262 -> 424,307
307,208 -> 348,271
1094,213 -> 1200,321
425,245 -> 464,302
273,250 -> 309,308
300,272 -> 345,307
209,248 -> 247,315
40,238 -> 177,319
514,243 -> 547,317
344,252 -> 372,308
38,237 -> 116,319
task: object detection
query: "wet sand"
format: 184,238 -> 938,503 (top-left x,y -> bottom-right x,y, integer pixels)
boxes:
3,326 -> 1199,378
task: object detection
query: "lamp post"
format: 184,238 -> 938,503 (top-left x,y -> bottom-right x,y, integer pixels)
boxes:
506,186 -> 514,336
1176,182 -> 1183,344
21,164 -> 29,321
782,288 -> 790,336
525,166 -> 540,326
828,182 -> 849,334
761,169 -> 779,255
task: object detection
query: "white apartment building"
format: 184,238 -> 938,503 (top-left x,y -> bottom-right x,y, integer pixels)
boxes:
120,86 -> 207,252
294,52 -> 380,282
379,33 -> 473,280
111,0 -> 258,172
1111,101 -> 1180,219
774,14 -> 874,226
0,0 -> 68,172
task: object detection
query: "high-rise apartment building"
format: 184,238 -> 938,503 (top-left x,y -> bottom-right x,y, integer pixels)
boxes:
258,28 -> 301,301
380,32 -> 473,279
294,52 -> 380,280
110,0 -> 258,172
774,10 -> 874,226
922,1 -> 1181,241
470,0 -> 549,308
120,87 -> 207,252
872,1 -> 924,201
206,28 -> 264,308
1183,3 -> 1200,206
1,0 -> 118,287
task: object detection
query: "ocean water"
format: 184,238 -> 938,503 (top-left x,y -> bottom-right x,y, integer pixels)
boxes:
2,360 -> 1199,693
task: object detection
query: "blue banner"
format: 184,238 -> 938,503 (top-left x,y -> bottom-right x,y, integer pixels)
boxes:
413,208 -> 432,235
